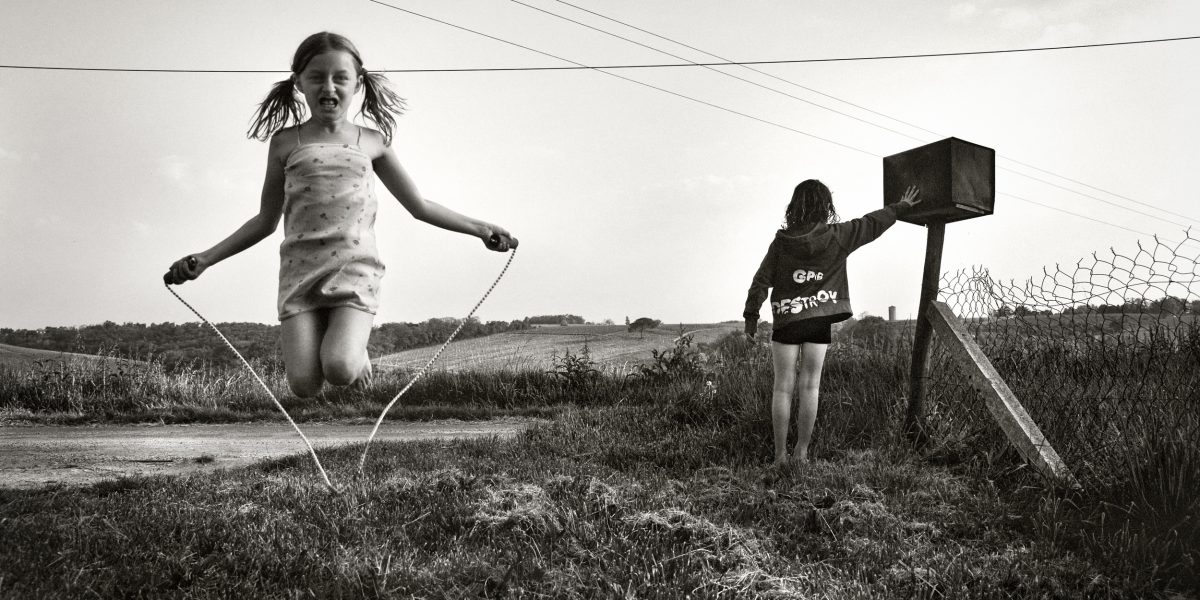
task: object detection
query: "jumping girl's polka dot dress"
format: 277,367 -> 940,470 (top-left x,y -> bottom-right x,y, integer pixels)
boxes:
277,126 -> 385,320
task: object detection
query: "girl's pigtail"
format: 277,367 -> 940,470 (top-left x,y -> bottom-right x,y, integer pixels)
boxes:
359,71 -> 406,146
247,78 -> 305,141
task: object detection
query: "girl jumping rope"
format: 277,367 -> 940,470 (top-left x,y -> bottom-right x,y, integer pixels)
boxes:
744,180 -> 918,466
164,32 -> 516,398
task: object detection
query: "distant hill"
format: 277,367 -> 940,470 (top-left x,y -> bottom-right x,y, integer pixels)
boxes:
375,323 -> 740,373
0,318 -> 531,369
0,343 -> 141,371
0,319 -> 740,372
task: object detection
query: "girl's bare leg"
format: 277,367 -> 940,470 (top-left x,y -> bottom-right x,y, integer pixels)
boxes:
792,342 -> 829,463
770,342 -> 801,466
281,311 -> 329,398
321,307 -> 375,387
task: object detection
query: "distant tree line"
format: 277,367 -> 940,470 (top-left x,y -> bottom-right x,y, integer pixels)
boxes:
0,317 -> 531,369
525,314 -> 586,325
992,296 -> 1200,318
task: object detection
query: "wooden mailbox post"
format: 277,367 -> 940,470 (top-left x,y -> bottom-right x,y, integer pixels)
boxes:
884,138 -> 1077,487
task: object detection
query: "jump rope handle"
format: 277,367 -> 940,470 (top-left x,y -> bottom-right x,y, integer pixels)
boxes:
489,233 -> 519,249
162,256 -> 199,285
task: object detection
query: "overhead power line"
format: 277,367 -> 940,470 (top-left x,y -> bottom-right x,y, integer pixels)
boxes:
999,166 -> 1200,227
4,2 -> 1192,237
998,155 -> 1200,224
539,0 -> 1200,230
550,0 -> 940,139
1,32 -> 1195,73
367,1 -> 1195,236
510,0 -> 924,142
365,0 -> 878,156
1002,193 -> 1198,251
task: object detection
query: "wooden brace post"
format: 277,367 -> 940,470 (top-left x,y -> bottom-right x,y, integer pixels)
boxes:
926,301 -> 1080,488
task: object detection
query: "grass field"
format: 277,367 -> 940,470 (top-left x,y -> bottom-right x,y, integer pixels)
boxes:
2,405 -> 1191,598
0,342 -> 142,370
0,323 -> 1196,597
375,324 -> 740,373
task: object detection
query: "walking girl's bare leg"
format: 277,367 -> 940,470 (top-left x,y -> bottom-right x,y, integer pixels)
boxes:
770,342 -> 801,466
792,342 -> 829,463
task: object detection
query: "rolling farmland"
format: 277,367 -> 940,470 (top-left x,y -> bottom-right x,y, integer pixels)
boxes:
374,323 -> 740,373
0,343 -> 140,371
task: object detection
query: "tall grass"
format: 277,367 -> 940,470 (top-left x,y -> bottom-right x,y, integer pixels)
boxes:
1,328 -> 1195,594
3,335 -> 1192,596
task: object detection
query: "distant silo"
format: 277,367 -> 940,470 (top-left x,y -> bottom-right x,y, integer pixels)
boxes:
888,306 -> 897,321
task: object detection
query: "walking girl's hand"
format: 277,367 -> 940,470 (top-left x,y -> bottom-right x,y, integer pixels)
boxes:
482,225 -> 518,252
163,255 -> 208,285
897,185 -> 921,210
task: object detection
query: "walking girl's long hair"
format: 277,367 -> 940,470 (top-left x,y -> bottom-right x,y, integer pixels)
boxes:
782,179 -> 839,231
247,32 -> 406,144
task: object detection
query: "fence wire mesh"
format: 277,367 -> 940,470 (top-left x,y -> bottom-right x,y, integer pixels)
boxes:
921,231 -> 1200,488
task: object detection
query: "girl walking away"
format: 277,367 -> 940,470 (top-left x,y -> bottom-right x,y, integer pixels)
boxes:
164,32 -> 516,398
744,180 -> 919,466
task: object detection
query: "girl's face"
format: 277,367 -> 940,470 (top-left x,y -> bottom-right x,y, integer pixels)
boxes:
295,50 -> 362,125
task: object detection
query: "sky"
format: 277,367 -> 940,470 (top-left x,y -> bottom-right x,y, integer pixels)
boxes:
1,0 -> 1198,329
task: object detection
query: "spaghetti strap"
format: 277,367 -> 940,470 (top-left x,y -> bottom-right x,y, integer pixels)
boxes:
356,125 -> 362,145
296,125 -> 302,146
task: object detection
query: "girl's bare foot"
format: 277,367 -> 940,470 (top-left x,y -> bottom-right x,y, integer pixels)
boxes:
351,353 -> 373,391
772,456 -> 790,468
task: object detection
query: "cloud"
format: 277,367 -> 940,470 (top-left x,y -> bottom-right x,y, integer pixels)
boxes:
1037,21 -> 1092,45
948,2 -> 978,20
641,173 -> 763,193
158,155 -> 191,185
0,146 -> 22,162
990,6 -> 1042,30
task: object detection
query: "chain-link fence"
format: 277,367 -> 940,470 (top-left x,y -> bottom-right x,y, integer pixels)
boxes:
921,232 -> 1200,488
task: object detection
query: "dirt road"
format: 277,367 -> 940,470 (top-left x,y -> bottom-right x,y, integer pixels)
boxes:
0,420 -> 532,489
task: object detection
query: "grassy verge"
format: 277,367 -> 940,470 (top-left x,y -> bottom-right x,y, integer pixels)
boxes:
3,404 -> 1188,598
1,333 -> 1195,597
0,358 -> 585,425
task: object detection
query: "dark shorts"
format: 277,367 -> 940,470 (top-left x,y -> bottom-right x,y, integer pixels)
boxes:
771,316 -> 838,345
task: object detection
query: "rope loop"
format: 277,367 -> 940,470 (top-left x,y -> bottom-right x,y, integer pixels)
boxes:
358,248 -> 516,473
164,282 -> 340,494
164,247 -> 517,490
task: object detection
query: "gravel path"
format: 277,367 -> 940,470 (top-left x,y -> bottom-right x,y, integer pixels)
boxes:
0,420 -> 532,489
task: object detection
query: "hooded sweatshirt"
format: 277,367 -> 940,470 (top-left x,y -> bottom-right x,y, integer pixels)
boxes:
744,205 -> 907,330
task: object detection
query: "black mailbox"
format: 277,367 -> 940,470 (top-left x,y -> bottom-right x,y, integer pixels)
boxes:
884,137 -> 995,226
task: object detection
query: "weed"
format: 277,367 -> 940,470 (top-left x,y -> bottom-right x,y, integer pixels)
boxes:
547,344 -> 601,389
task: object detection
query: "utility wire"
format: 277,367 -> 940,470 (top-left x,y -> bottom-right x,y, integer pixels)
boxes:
544,0 -> 1200,229
550,0 -> 939,139
5,2 -> 1190,235
1,32 -> 1195,73
511,0 -> 923,142
1002,193 -> 1197,251
366,0 -> 877,156
999,155 -> 1200,224
375,1 -> 1193,236
1000,166 -> 1200,227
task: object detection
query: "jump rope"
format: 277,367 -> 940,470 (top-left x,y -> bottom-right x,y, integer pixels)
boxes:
164,237 -> 517,494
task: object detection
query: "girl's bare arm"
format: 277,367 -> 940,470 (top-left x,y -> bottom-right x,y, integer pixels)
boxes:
372,142 -> 514,250
164,136 -> 288,284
